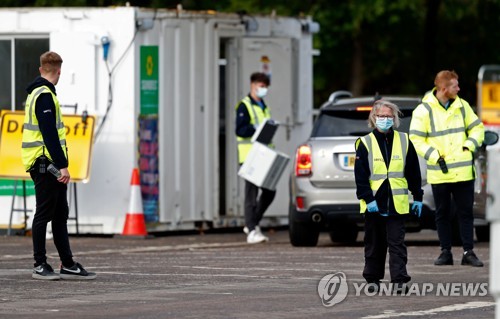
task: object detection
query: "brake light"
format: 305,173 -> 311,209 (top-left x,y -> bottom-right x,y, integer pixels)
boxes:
295,145 -> 312,176
356,106 -> 373,111
296,196 -> 305,209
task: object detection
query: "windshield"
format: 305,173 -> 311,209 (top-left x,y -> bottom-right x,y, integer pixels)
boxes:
311,109 -> 413,137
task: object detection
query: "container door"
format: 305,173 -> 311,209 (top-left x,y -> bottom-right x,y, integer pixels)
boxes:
226,37 -> 294,222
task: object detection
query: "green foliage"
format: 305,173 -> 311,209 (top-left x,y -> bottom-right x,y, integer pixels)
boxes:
3,0 -> 500,104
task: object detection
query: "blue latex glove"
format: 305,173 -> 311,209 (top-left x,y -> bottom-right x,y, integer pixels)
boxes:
366,200 -> 379,213
411,201 -> 423,218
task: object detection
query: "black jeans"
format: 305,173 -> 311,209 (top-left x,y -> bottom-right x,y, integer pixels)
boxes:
30,168 -> 74,267
431,180 -> 475,251
363,213 -> 410,284
244,180 -> 276,232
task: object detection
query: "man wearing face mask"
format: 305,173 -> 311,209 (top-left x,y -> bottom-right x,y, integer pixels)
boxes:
235,72 -> 275,244
354,99 -> 423,293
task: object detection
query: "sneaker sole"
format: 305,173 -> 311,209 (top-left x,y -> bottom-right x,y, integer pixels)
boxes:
60,273 -> 97,280
32,273 -> 60,280
461,262 -> 484,267
247,238 -> 269,244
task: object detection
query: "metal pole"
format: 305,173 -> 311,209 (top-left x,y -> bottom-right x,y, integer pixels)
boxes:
491,222 -> 500,319
487,148 -> 500,319
7,180 -> 18,236
22,180 -> 28,234
73,183 -> 79,235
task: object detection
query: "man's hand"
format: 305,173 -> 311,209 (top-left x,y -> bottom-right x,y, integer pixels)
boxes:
58,167 -> 70,184
366,200 -> 379,213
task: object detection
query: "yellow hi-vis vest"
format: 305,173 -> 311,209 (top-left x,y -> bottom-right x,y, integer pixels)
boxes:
409,90 -> 484,184
21,86 -> 68,171
235,96 -> 271,164
356,131 -> 410,214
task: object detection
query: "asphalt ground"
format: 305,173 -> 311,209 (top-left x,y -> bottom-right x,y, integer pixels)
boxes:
0,229 -> 495,319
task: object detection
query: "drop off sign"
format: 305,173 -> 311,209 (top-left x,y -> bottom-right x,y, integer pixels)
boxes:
0,111 -> 95,182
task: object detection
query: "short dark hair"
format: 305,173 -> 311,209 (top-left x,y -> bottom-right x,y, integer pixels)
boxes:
250,72 -> 270,86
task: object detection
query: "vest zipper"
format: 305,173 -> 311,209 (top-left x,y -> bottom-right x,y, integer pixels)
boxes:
384,135 -> 390,214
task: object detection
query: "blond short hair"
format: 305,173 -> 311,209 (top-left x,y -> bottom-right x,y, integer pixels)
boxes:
40,51 -> 63,73
368,99 -> 402,128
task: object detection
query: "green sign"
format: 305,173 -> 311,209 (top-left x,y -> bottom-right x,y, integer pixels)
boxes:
0,179 -> 34,196
140,46 -> 159,115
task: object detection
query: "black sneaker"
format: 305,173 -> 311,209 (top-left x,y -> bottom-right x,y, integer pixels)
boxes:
60,262 -> 97,280
461,250 -> 484,267
32,263 -> 59,280
434,249 -> 453,265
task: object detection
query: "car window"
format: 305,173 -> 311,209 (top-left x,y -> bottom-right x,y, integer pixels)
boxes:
312,109 -> 413,137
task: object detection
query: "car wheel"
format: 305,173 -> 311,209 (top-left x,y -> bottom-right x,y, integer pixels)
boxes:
329,223 -> 358,244
288,205 -> 319,247
475,225 -> 490,242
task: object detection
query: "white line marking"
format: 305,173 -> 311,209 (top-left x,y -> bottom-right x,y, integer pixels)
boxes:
96,271 -> 321,280
0,242 -> 249,260
361,301 -> 495,318
172,265 -> 351,273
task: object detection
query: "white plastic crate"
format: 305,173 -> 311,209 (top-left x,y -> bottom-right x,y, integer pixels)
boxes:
238,142 -> 290,191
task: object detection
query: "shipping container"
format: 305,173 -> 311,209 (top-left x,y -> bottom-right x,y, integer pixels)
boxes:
0,6 -> 318,234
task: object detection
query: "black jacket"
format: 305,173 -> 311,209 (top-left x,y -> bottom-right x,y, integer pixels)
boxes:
26,76 -> 68,169
235,94 -> 269,138
354,128 -> 423,214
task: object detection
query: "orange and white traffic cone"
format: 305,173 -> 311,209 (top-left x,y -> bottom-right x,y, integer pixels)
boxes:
121,168 -> 148,236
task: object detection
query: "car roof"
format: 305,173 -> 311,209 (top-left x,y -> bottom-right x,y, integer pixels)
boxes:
320,93 -> 422,112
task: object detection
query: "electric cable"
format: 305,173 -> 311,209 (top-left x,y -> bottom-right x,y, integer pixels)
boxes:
94,27 -> 139,142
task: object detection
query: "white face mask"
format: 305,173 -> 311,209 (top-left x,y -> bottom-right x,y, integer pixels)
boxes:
256,87 -> 268,98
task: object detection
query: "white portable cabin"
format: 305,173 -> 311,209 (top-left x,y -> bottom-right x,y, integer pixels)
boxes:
0,6 -> 317,234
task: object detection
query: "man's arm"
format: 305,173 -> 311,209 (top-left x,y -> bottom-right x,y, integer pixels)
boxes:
462,99 -> 485,152
235,102 -> 255,138
409,105 -> 440,164
35,93 -> 68,169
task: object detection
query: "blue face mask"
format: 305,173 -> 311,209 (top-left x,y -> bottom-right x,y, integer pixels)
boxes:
375,117 -> 394,132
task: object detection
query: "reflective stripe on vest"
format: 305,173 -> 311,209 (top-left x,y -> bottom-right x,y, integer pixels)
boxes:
21,86 -> 67,170
235,96 -> 271,163
409,100 -> 478,183
357,131 -> 410,214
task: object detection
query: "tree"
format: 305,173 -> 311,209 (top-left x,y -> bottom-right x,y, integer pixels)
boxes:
3,0 -> 500,104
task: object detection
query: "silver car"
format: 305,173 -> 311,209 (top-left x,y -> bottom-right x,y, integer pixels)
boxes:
288,91 -> 497,247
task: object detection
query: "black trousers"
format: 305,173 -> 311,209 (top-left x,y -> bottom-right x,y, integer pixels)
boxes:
363,213 -> 410,284
244,180 -> 276,232
30,168 -> 74,267
431,180 -> 475,251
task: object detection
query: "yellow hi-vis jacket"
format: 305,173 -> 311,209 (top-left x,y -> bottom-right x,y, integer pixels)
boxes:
21,86 -> 67,171
409,89 -> 484,184
356,131 -> 410,214
235,96 -> 271,164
